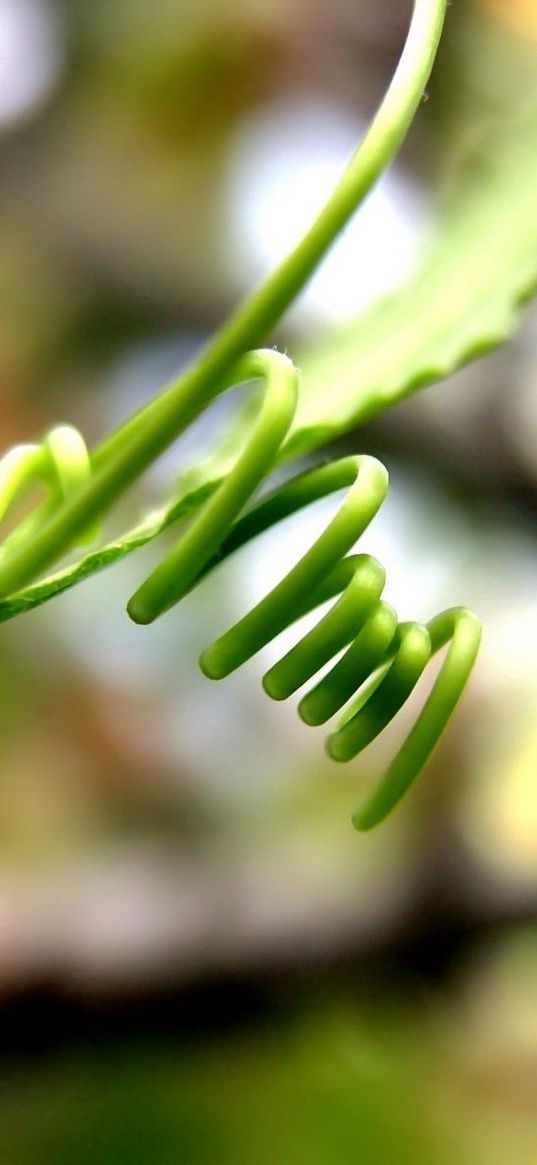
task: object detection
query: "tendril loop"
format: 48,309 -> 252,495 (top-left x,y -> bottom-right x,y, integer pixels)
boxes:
126,350 -> 481,831
0,0 -> 465,830
0,424 -> 97,560
0,353 -> 480,830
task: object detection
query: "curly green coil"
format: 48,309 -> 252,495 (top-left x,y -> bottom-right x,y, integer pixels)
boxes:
128,350 -> 481,831
0,352 -> 480,830
0,424 -> 98,558
0,0 -> 464,829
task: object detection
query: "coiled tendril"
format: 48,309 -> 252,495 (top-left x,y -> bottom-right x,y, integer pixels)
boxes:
0,353 -> 480,830
0,0 -> 468,829
0,424 -> 97,559
125,350 -> 481,831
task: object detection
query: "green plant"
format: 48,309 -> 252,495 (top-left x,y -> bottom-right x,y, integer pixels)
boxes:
0,0 -> 527,829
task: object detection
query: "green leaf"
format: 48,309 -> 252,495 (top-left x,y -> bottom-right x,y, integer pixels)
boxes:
283,106 -> 537,458
0,484 -> 217,624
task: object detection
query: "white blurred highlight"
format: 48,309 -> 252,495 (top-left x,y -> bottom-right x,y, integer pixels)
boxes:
0,0 -> 62,128
226,97 -> 427,324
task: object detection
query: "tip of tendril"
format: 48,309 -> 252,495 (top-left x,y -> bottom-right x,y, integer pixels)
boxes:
261,671 -> 287,700
298,697 -> 324,726
199,647 -> 226,680
325,734 -> 348,763
126,595 -> 155,625
351,806 -> 379,833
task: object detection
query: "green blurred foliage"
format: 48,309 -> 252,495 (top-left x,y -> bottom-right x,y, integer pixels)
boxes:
0,1009 -> 470,1165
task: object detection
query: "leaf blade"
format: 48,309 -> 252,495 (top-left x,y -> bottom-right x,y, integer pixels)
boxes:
285,113 -> 537,456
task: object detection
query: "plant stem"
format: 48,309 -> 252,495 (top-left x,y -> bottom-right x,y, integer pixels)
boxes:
93,0 -> 446,472
0,0 -> 446,598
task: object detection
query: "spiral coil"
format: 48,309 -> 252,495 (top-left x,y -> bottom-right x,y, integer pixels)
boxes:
0,351 -> 480,830
0,424 -> 97,560
127,350 -> 481,830
0,0 -> 461,829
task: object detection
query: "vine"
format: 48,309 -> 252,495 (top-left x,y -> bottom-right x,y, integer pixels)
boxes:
0,0 -> 486,829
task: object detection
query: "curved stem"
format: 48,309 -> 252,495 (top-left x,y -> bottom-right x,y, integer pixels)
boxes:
353,608 -> 482,830
128,349 -> 299,623
0,0 -> 446,597
93,0 -> 446,472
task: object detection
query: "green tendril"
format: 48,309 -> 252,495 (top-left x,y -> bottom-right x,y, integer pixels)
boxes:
129,351 -> 477,829
0,425 -> 97,563
0,0 -> 446,598
0,347 -> 480,829
0,0 -> 473,832
128,350 -> 480,831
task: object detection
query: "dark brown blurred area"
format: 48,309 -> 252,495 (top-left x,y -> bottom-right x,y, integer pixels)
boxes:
1,1 -> 537,1162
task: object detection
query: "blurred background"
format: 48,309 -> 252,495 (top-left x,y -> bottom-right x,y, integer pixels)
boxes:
1,0 -> 537,1161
